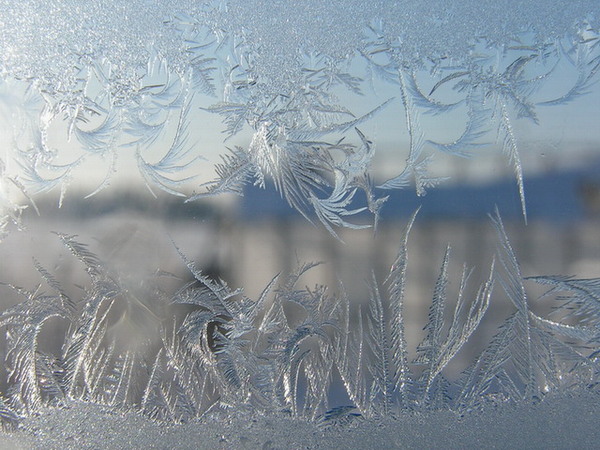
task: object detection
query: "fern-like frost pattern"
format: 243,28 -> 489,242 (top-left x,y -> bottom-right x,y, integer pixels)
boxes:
0,212 -> 599,427
0,0 -> 599,435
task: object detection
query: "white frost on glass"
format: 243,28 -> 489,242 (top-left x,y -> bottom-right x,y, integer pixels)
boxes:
0,0 -> 598,234
0,0 -> 599,444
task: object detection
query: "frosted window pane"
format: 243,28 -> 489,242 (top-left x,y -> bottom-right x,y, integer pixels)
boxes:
1,1 -> 599,445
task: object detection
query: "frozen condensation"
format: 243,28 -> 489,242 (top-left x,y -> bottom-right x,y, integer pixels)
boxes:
0,0 -> 598,234
0,0 -> 600,445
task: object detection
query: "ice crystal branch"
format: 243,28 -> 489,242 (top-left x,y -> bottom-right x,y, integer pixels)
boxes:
0,209 -> 599,426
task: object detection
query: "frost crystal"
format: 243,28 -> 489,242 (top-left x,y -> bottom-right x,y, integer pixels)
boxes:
1,0 -> 600,443
0,0 -> 598,233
